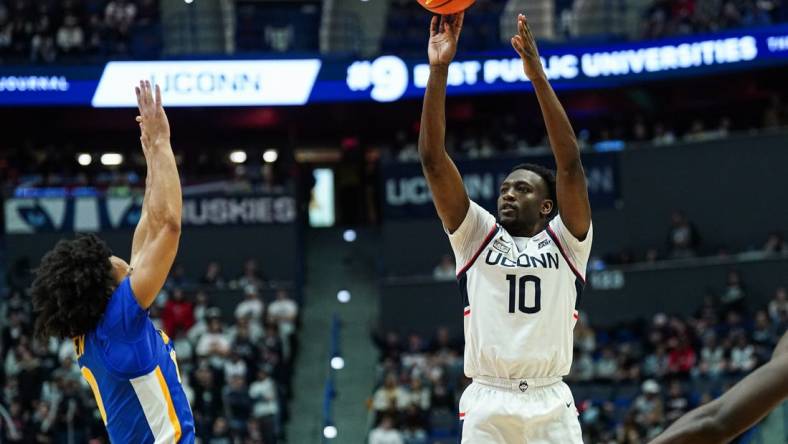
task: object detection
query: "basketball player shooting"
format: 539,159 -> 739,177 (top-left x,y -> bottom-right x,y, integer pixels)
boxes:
31,81 -> 195,443
418,12 -> 592,443
649,330 -> 788,444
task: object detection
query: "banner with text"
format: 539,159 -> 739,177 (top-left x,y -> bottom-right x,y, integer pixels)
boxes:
0,25 -> 786,107
4,192 -> 297,234
381,152 -> 620,219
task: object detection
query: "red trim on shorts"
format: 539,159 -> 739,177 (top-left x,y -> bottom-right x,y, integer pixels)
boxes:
456,225 -> 499,278
459,412 -> 465,419
464,307 -> 471,317
573,311 -> 579,320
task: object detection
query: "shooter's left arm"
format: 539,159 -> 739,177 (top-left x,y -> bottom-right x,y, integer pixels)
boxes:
512,14 -> 591,239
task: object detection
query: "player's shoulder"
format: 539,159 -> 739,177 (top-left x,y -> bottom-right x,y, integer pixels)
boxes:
96,276 -> 151,340
548,213 -> 593,242
102,277 -> 136,321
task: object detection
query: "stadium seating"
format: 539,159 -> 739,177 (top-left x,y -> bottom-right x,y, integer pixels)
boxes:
368,285 -> 788,442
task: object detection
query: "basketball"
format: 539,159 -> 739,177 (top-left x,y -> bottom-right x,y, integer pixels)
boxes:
417,0 -> 476,15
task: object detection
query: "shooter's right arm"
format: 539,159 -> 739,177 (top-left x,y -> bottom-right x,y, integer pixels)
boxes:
418,14 -> 469,233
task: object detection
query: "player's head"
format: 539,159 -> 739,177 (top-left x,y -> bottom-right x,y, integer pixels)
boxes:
498,163 -> 557,232
31,234 -> 127,340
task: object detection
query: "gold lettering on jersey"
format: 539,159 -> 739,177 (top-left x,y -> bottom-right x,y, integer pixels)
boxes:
484,250 -> 560,269
73,335 -> 86,358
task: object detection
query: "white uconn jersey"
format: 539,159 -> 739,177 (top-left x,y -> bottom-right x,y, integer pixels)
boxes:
449,201 -> 592,379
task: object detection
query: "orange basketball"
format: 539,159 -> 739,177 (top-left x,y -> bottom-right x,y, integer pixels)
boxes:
417,0 -> 476,15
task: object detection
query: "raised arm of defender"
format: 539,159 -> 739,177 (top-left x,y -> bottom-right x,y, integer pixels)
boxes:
511,14 -> 591,239
418,13 -> 469,233
130,143 -> 152,267
130,80 -> 182,309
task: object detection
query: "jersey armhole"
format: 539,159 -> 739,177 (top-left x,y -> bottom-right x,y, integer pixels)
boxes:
456,224 -> 500,278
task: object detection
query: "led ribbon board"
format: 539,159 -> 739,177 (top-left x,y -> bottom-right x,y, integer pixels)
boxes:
0,25 -> 786,107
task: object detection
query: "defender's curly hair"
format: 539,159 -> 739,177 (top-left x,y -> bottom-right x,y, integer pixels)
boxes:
31,234 -> 116,340
511,163 -> 558,218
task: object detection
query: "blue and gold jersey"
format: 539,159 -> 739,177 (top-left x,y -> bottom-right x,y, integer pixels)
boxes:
74,277 -> 195,443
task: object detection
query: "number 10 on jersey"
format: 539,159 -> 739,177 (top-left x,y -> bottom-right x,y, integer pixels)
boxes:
506,275 -> 542,314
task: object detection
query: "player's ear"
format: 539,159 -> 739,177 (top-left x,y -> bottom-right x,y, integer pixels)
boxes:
541,199 -> 554,217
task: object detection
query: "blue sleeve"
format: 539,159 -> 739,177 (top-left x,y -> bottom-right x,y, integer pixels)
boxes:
99,277 -> 149,341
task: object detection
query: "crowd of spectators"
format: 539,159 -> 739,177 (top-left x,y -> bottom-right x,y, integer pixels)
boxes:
0,0 -> 160,64
382,0 -> 788,54
600,210 -> 785,267
0,144 -> 293,195
368,286 -> 788,443
235,0 -> 320,54
389,91 -> 788,164
642,0 -> 788,39
0,257 -> 300,443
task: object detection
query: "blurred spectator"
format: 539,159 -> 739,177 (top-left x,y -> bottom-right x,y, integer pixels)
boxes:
229,313 -> 263,342
430,326 -> 461,356
191,363 -> 224,433
752,310 -> 773,346
432,255 -> 455,281
267,289 -> 299,359
764,231 -> 786,253
162,288 -> 195,338
167,264 -> 193,290
56,15 -> 83,54
201,261 -> 226,289
193,291 -> 210,324
695,334 -> 726,377
372,373 -> 408,416
667,337 -> 697,376
7,257 -> 32,295
235,285 -> 264,321
570,350 -> 595,381
369,415 -> 405,444
403,376 -> 430,412
729,333 -> 757,373
2,311 -> 28,352
30,14 -> 56,63
762,95 -> 784,129
196,316 -> 231,362
720,270 -> 747,314
664,380 -> 690,422
633,379 -> 664,437
223,352 -> 248,383
237,258 -> 265,290
768,287 -> 788,323
595,347 -> 619,381
249,367 -> 279,443
223,375 -> 252,436
666,210 -> 701,258
209,416 -> 232,444
652,123 -> 677,146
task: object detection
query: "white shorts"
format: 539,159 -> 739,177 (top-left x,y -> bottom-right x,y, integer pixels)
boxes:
459,377 -> 583,444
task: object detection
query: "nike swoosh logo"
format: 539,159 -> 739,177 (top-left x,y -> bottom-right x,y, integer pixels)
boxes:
566,402 -> 572,408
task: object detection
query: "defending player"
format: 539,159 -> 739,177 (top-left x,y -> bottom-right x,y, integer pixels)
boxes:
31,81 -> 195,443
649,330 -> 788,444
419,12 -> 591,442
